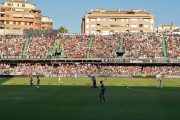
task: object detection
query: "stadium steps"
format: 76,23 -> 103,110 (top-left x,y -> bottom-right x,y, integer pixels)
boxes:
52,39 -> 58,59
8,71 -> 11,75
87,38 -> 93,59
56,39 -> 62,52
23,39 -> 29,59
61,51 -> 65,57
53,39 -> 58,51
119,38 -> 124,59
162,38 -> 167,59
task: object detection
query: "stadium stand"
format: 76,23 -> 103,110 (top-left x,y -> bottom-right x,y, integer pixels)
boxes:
1,38 -> 26,57
60,36 -> 90,58
0,63 -> 142,76
165,36 -> 180,58
26,37 -> 55,59
123,35 -> 164,59
1,34 -> 180,59
90,35 -> 120,58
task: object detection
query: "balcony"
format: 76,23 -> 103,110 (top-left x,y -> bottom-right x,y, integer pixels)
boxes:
0,23 -> 5,27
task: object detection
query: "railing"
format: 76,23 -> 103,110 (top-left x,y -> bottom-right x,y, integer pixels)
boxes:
0,56 -> 180,63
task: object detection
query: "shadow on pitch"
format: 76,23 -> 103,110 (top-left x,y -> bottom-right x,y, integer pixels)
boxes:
0,76 -> 13,85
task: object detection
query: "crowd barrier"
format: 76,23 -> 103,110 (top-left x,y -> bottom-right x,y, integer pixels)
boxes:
1,56 -> 180,64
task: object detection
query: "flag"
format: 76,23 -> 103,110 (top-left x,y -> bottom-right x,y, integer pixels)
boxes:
170,21 -> 173,29
161,21 -> 164,29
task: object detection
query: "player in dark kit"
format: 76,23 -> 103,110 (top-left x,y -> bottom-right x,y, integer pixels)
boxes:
92,76 -> 98,89
30,74 -> 33,86
36,76 -> 40,89
99,81 -> 105,103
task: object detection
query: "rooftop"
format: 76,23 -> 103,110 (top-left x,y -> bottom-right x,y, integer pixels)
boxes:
89,8 -> 149,15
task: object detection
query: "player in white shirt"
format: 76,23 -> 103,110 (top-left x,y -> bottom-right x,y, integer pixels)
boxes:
74,73 -> 77,80
157,74 -> 162,89
58,75 -> 63,85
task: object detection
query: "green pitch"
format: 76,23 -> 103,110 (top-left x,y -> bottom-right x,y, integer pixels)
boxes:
0,77 -> 180,120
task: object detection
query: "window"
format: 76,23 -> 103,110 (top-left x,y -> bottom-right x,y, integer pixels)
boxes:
7,3 -> 11,6
121,19 -> 124,22
140,30 -> 143,32
139,18 -> 143,21
13,21 -> 16,25
91,19 -> 96,21
139,24 -> 143,27
86,25 -> 89,29
126,19 -> 129,21
110,19 -> 113,21
151,19 -> 154,23
86,19 -> 89,23
144,19 -> 149,22
6,15 -> 9,17
6,21 -> 9,24
131,25 -> 137,28
97,24 -> 101,27
22,4 -> 25,7
111,25 -> 120,27
35,17 -> 41,20
91,25 -> 95,27
29,22 -> 33,25
126,24 -> 129,27
102,19 -> 108,21
115,19 -> 118,21
25,22 -> 27,25
35,23 -> 41,26
86,31 -> 89,35
131,19 -> 137,21
144,25 -> 149,28
18,22 -> 21,25
17,4 -> 19,7
151,25 -> 153,30
97,18 -> 101,21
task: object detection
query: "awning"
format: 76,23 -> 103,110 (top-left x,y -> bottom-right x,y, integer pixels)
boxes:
15,9 -> 24,12
13,14 -> 23,17
24,15 -> 34,18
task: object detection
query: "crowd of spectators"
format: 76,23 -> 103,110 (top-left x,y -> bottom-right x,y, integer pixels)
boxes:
144,66 -> 180,76
0,63 -> 141,76
1,34 -> 180,59
90,35 -> 121,58
0,38 -> 26,56
2,63 -> 180,76
165,36 -> 180,58
0,64 -> 11,75
26,37 -> 55,57
60,36 -> 90,58
123,35 -> 164,59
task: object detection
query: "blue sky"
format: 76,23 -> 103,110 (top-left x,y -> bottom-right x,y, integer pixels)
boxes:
1,0 -> 180,32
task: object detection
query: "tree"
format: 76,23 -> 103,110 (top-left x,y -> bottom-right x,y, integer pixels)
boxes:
59,26 -> 68,33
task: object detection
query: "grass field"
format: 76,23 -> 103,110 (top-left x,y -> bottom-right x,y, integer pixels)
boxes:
1,77 -> 180,120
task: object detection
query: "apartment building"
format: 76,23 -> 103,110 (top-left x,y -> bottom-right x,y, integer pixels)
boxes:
82,8 -> 155,35
0,0 -> 53,30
